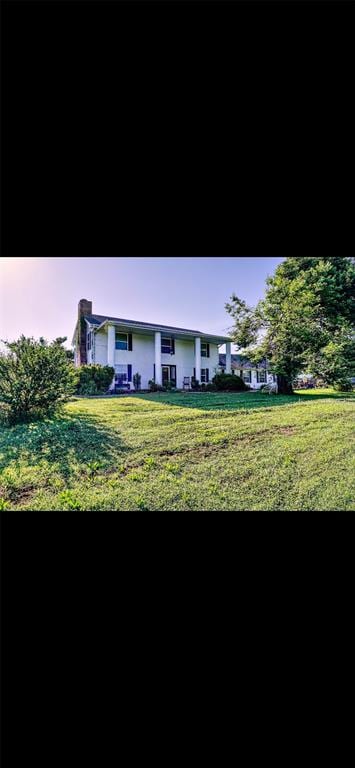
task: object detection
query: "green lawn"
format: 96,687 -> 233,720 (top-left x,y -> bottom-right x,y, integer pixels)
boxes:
0,389 -> 354,511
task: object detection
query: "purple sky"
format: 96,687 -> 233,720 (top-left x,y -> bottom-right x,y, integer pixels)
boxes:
0,257 -> 283,350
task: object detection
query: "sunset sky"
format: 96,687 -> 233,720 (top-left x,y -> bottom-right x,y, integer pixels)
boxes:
0,257 -> 283,349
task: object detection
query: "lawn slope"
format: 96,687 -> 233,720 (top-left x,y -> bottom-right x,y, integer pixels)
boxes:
0,390 -> 354,511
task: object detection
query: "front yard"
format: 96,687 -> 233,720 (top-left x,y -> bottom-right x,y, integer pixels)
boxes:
0,390 -> 354,511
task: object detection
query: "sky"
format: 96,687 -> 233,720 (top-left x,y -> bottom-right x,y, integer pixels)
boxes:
0,257 -> 284,351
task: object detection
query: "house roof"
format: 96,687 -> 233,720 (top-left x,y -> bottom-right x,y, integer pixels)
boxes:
82,314 -> 231,343
219,354 -> 268,370
86,314 -> 203,334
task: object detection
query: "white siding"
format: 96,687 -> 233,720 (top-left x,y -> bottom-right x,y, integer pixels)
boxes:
89,329 -> 221,390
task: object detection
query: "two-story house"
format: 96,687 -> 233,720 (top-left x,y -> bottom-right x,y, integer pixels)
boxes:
72,299 -> 232,390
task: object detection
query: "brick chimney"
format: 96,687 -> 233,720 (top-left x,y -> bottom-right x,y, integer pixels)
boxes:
77,299 -> 92,365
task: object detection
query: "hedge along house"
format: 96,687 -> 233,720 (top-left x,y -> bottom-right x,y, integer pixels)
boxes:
72,299 -> 232,391
218,354 -> 277,390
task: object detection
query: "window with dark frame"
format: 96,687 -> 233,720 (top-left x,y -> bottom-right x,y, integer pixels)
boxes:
201,342 -> 210,358
201,369 -> 209,383
242,370 -> 252,383
257,369 -> 267,383
116,333 -> 128,351
161,337 -> 173,354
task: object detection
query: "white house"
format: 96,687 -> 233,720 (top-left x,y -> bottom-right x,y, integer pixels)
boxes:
218,354 -> 277,390
72,299 -> 233,391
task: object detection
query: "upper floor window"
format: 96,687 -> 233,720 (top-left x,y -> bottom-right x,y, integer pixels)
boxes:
87,331 -> 92,351
201,342 -> 210,358
161,337 -> 175,355
116,333 -> 128,351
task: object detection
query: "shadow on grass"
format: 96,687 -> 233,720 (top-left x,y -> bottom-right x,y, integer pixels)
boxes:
0,412 -> 129,482
133,390 -> 354,412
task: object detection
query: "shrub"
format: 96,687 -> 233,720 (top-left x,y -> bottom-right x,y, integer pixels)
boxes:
76,365 -> 114,396
333,380 -> 353,392
133,372 -> 142,390
148,380 -> 166,392
212,373 -> 248,391
0,335 -> 78,425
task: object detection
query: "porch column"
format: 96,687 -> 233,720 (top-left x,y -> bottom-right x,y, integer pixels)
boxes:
155,332 -> 162,385
226,342 -> 232,374
195,337 -> 201,382
107,324 -> 116,368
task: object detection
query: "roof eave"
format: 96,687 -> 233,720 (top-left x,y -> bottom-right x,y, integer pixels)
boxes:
94,319 -> 231,344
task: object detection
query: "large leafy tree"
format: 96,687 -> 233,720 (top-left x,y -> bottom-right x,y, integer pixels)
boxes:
226,257 -> 355,394
0,335 -> 78,424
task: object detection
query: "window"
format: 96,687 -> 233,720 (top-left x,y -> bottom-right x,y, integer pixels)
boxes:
201,343 -> 210,358
201,369 -> 209,383
87,331 -> 92,351
257,369 -> 267,383
116,333 -> 128,351
242,370 -> 252,383
161,337 -> 175,355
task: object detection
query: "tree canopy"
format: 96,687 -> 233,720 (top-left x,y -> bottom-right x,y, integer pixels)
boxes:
225,257 -> 355,393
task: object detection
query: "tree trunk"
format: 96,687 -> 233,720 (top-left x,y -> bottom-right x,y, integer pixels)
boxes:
277,375 -> 294,395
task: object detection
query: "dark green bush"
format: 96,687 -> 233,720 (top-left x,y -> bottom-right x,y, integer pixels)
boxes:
212,373 -> 248,391
76,365 -> 115,395
148,380 -> 166,392
0,335 -> 78,425
333,380 -> 353,392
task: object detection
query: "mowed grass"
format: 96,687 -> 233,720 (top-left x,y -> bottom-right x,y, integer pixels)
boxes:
0,390 -> 354,511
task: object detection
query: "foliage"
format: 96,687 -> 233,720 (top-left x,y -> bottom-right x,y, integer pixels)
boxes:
133,372 -> 142,390
212,373 -> 248,391
0,335 -> 78,425
333,380 -> 353,392
76,365 -> 114,395
148,380 -> 165,392
0,390 -> 353,511
226,257 -> 355,393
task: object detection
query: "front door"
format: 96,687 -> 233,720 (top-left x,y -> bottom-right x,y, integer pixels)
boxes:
162,367 -> 170,387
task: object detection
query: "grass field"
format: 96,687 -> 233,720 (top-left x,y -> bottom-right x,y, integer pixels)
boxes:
0,389 -> 354,511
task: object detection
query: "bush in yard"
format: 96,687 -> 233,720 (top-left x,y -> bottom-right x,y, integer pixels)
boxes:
0,335 -> 78,425
212,373 -> 248,391
148,380 -> 166,392
76,365 -> 114,395
205,383 -> 217,392
133,372 -> 142,391
333,380 -> 353,392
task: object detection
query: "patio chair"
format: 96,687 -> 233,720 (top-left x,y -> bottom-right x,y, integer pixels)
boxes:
183,377 -> 190,391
